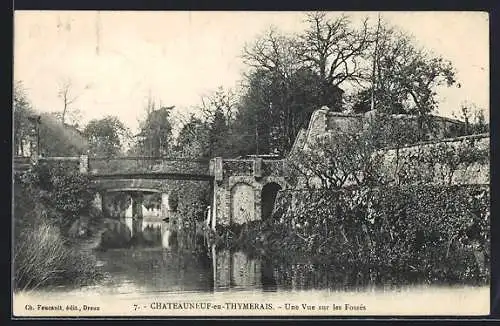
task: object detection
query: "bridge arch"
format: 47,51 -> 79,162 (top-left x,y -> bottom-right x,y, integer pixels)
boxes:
256,176 -> 288,191
261,182 -> 282,220
91,179 -> 182,222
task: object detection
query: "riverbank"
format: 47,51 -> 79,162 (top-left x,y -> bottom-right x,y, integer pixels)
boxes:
13,219 -> 103,291
13,166 -> 103,291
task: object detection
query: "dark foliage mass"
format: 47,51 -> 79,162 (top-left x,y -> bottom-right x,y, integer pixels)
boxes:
20,162 -> 96,232
13,164 -> 101,291
213,184 -> 489,285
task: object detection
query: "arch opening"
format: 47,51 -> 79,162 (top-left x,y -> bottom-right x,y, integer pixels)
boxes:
261,182 -> 282,220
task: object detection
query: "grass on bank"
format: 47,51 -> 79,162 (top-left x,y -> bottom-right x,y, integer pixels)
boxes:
13,218 -> 102,291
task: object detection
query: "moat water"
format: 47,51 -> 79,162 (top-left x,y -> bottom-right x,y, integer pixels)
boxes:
14,221 -> 490,316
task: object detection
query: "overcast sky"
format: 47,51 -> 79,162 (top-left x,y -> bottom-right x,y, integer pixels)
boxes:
14,11 -> 489,133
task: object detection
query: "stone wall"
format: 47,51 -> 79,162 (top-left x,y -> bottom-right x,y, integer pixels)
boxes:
287,108 -> 486,188
378,134 -> 489,185
289,107 -> 465,155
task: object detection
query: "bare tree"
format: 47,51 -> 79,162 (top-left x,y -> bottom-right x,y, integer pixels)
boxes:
242,27 -> 303,82
298,12 -> 374,88
287,123 -> 384,191
57,78 -> 81,125
199,87 -> 239,124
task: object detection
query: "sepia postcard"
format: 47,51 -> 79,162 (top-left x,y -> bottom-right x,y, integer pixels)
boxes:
12,10 -> 491,318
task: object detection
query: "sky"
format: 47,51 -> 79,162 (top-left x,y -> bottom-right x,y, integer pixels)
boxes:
14,11 -> 489,133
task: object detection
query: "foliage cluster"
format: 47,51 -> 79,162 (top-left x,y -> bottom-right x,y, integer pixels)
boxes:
171,182 -> 211,231
214,184 -> 489,284
20,162 -> 96,232
83,116 -> 129,157
13,165 -> 101,290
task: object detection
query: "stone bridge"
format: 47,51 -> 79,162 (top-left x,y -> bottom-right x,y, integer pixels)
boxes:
23,155 -> 288,228
90,157 -> 288,228
87,157 -> 212,181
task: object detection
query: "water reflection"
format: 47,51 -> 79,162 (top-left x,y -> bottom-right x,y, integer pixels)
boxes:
90,220 -> 386,295
121,217 -> 173,249
212,247 -> 268,290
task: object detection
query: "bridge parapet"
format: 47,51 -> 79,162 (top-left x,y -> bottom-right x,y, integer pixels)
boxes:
37,157 -> 81,171
211,158 -> 285,181
88,157 -> 210,176
222,160 -> 254,176
262,160 -> 285,177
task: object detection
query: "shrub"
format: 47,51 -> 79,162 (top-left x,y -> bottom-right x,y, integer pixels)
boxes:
218,184 -> 490,285
13,218 -> 101,291
368,184 -> 489,283
20,161 -> 95,232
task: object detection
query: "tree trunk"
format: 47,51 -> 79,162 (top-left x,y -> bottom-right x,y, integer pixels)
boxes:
62,102 -> 67,125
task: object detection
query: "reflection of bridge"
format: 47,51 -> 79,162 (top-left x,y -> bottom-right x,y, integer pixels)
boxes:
15,154 -> 288,229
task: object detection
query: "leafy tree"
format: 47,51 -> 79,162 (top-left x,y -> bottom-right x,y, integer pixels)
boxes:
232,69 -> 275,156
370,21 -> 456,115
235,67 -> 341,156
83,116 -> 129,157
208,108 -> 233,158
13,81 -> 36,156
136,106 -> 175,157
